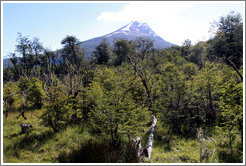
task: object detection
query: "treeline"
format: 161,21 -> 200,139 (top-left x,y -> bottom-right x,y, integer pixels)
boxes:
3,12 -> 243,162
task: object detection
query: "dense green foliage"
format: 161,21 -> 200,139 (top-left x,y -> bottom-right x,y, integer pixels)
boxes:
3,12 -> 243,163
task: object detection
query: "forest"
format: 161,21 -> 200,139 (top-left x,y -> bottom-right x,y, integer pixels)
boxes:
2,12 -> 243,163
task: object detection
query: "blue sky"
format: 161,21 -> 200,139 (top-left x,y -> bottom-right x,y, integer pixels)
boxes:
2,1 -> 244,58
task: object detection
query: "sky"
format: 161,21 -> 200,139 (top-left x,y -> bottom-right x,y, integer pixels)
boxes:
2,1 -> 245,58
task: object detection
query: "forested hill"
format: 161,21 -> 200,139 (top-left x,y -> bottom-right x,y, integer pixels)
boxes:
3,12 -> 243,163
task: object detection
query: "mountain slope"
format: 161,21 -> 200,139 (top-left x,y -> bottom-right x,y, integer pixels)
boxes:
79,21 -> 176,58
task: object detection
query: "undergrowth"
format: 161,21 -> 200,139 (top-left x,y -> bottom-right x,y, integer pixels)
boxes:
3,109 -> 243,163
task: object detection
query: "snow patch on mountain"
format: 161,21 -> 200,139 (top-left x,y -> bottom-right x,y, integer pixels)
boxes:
105,21 -> 159,37
121,21 -> 134,32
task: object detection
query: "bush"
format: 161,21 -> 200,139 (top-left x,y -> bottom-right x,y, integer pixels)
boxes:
27,78 -> 46,108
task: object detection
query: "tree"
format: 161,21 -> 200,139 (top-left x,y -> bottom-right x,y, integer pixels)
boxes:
133,37 -> 153,60
25,53 -> 36,76
93,39 -> 113,65
61,35 -> 79,65
113,39 -> 133,66
42,85 -> 74,132
15,33 -> 44,77
15,33 -> 32,76
17,76 -> 30,120
3,82 -> 19,118
127,37 -> 155,111
27,77 -> 46,108
60,36 -> 86,104
62,61 -> 84,97
8,53 -> 20,81
181,39 -> 192,60
216,11 -> 242,35
208,12 -> 243,81
13,77 -> 45,119
188,41 -> 206,67
51,50 -> 59,73
88,67 -> 150,143
220,80 -> 243,148
193,62 -> 223,125
45,49 -> 53,71
155,62 -> 189,135
32,37 -> 44,72
39,54 -> 49,75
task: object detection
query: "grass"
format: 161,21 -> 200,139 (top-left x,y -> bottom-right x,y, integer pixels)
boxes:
3,109 -> 92,163
149,136 -> 200,163
3,109 -> 243,163
3,109 -> 139,163
144,124 -> 243,163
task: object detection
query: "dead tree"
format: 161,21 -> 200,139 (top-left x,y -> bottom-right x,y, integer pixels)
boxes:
131,137 -> 143,158
126,38 -> 155,111
145,115 -> 157,158
130,115 -> 157,160
127,53 -> 153,110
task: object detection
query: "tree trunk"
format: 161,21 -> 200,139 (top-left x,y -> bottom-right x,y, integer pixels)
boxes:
225,58 -> 243,82
145,115 -> 157,158
17,98 -> 27,120
238,117 -> 243,147
131,136 -> 143,160
142,79 -> 152,110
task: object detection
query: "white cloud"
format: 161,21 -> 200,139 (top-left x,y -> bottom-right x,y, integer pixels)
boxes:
97,1 -> 243,45
98,2 -> 196,22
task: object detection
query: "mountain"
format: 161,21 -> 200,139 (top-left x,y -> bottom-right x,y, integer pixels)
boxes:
79,21 -> 176,58
3,21 -> 176,68
3,58 -> 11,68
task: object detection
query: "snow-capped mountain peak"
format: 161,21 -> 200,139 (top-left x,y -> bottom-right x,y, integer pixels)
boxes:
79,21 -> 176,58
106,21 -> 158,37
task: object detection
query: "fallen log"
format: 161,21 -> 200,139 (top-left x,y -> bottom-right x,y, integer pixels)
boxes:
145,115 -> 157,158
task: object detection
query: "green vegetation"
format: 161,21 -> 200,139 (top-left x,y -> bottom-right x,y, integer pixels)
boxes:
3,12 -> 243,163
